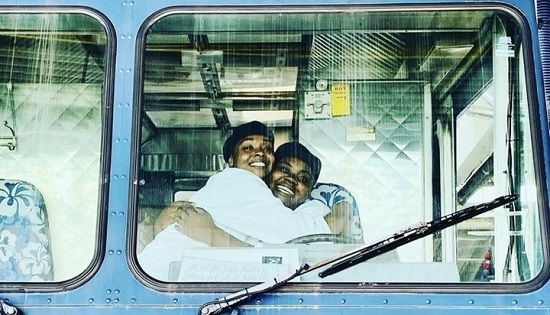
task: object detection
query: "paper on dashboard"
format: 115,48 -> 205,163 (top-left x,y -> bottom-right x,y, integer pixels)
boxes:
176,248 -> 300,282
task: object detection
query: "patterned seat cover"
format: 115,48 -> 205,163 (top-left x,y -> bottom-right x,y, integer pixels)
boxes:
0,179 -> 54,281
309,182 -> 364,243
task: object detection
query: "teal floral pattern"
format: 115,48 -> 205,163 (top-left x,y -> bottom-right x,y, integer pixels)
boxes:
0,180 -> 53,281
310,182 -> 364,243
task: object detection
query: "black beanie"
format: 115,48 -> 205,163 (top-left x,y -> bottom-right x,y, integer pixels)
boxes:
274,142 -> 322,182
222,121 -> 274,162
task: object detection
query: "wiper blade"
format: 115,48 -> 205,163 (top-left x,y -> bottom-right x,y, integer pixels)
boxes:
319,194 -> 517,277
198,194 -> 517,315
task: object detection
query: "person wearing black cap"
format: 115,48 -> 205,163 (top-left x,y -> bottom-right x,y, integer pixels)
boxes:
269,142 -> 322,210
267,142 -> 358,240
222,120 -> 275,180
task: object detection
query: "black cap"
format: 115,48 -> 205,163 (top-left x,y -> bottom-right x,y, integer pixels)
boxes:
274,142 -> 322,183
222,121 -> 275,162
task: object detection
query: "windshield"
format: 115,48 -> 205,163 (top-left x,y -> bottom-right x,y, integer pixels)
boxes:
134,7 -> 544,285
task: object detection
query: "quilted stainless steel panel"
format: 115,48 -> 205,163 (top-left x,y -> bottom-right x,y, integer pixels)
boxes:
0,83 -> 102,281
300,81 -> 425,260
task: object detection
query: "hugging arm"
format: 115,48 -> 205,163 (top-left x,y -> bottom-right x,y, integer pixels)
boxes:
154,201 -> 251,247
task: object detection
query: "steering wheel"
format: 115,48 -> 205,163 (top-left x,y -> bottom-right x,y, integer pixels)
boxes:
285,233 -> 361,244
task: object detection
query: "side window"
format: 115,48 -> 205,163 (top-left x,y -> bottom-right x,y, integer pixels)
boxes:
0,12 -> 109,282
135,9 -> 544,286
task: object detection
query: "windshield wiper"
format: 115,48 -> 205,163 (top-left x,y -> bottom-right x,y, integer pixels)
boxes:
0,300 -> 18,315
198,194 -> 517,315
319,194 -> 516,277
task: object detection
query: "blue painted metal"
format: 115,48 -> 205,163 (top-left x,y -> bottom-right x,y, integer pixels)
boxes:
0,0 -> 548,314
538,0 -> 550,124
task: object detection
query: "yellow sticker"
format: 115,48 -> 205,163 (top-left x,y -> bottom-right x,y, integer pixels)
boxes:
331,83 -> 351,116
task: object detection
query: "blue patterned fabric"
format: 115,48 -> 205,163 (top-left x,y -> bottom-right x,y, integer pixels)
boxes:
0,179 -> 53,281
309,182 -> 364,242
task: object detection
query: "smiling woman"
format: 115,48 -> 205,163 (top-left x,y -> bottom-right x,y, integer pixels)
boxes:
223,121 -> 275,179
269,142 -> 321,210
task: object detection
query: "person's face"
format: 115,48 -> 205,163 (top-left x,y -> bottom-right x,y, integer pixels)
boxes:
228,135 -> 274,179
269,157 -> 314,210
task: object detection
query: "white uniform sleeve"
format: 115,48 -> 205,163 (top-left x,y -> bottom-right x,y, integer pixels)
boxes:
138,223 -> 208,281
189,168 -> 331,244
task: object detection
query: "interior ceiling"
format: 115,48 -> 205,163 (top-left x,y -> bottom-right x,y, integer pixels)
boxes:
141,11 -> 490,124
0,11 -> 491,129
142,30 -> 477,129
0,36 -> 105,84
308,32 -> 407,80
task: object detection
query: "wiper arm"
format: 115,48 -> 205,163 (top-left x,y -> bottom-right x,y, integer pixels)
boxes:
198,194 -> 517,315
319,194 -> 517,277
0,299 -> 19,315
198,263 -> 310,315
